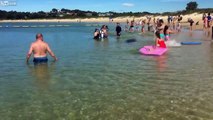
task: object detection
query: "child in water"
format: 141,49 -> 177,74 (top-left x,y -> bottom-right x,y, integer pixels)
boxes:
145,31 -> 166,51
155,31 -> 166,48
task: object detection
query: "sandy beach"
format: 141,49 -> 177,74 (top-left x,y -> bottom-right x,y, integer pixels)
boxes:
0,13 -> 203,22
0,12 -> 212,35
0,13 -> 204,23
0,13 -> 209,29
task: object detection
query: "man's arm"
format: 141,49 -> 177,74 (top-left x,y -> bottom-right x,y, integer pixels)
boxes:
26,44 -> 33,63
46,44 -> 57,61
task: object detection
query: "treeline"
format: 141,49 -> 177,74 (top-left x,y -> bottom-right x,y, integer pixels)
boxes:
160,8 -> 213,16
0,8 -> 98,20
0,8 -> 213,20
0,9 -> 99,20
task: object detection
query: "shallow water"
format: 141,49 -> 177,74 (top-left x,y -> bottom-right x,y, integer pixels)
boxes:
0,22 -> 213,120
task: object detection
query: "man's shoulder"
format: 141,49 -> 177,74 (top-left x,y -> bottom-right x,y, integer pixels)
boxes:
42,41 -> 48,44
42,41 -> 50,47
31,41 -> 37,46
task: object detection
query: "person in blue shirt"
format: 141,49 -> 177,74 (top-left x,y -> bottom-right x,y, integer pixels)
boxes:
207,13 -> 212,28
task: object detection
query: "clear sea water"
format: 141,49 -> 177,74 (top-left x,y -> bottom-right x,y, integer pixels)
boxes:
0,22 -> 213,120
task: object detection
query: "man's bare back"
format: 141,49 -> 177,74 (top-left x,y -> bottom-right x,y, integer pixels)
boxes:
26,33 -> 57,63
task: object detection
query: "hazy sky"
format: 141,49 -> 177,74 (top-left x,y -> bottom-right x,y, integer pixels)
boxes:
0,0 -> 212,13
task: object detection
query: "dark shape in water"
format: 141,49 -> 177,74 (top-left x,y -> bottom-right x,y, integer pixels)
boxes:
126,38 -> 137,43
181,41 -> 202,45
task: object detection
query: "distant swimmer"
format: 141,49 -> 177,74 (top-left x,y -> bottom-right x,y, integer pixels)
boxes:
93,28 -> 100,39
115,23 -> 122,37
26,33 -> 57,64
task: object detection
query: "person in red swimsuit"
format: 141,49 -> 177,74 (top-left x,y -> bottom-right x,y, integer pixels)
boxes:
155,31 -> 166,48
145,31 -> 166,52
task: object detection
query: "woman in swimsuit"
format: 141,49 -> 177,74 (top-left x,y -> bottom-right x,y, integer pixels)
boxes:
164,25 -> 176,41
157,19 -> 165,39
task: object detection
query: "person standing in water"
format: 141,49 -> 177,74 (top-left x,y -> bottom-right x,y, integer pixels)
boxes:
188,18 -> 194,31
207,13 -> 212,35
202,13 -> 207,30
93,28 -> 100,39
100,25 -> 108,38
129,19 -> 135,32
115,23 -> 122,37
207,13 -> 212,28
177,15 -> 182,32
164,25 -> 176,41
26,33 -> 57,64
156,19 -> 165,39
93,28 -> 100,40
141,20 -> 146,33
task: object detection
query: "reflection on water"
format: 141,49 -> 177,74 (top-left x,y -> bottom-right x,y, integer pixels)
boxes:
27,62 -> 55,90
155,54 -> 168,72
94,38 -> 109,48
189,31 -> 193,37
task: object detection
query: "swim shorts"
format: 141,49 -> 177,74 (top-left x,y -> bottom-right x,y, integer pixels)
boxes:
33,56 -> 48,64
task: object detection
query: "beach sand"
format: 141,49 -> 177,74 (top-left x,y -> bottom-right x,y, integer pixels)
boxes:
0,13 -> 212,32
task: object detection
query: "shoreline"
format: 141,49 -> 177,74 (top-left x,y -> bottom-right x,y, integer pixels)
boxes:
0,13 -> 204,23
0,13 -> 212,31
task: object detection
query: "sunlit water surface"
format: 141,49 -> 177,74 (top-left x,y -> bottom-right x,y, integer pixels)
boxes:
0,22 -> 213,120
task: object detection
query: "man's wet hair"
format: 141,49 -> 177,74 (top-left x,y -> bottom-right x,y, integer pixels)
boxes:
36,33 -> 43,39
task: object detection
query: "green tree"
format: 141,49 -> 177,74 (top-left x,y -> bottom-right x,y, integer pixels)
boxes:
51,8 -> 58,13
186,1 -> 198,11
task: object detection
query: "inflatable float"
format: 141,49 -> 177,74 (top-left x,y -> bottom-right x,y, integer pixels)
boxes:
139,46 -> 168,56
181,42 -> 202,45
165,40 -> 181,47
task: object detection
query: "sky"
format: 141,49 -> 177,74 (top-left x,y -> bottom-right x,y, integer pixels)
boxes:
0,0 -> 212,13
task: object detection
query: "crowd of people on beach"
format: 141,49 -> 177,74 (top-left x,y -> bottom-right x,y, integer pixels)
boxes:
26,13 -> 212,64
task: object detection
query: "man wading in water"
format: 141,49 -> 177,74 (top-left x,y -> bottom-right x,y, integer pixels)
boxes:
26,33 -> 57,64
